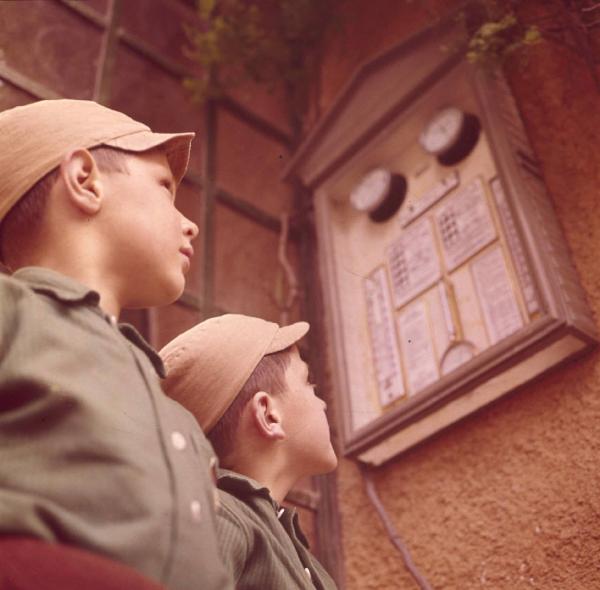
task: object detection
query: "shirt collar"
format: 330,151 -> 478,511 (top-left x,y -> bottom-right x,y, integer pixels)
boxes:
13,266 -> 100,305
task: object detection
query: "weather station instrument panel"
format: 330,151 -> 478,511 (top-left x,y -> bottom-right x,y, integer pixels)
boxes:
284,16 -> 597,465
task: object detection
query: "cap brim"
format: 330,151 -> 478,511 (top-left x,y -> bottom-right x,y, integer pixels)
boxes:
267,321 -> 310,354
104,130 -> 195,184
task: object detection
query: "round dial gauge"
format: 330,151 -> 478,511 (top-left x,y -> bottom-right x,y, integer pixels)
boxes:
349,168 -> 392,213
419,107 -> 465,156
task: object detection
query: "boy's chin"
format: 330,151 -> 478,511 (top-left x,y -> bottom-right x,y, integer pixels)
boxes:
130,275 -> 186,308
313,450 -> 338,475
325,452 -> 339,472
155,282 -> 185,307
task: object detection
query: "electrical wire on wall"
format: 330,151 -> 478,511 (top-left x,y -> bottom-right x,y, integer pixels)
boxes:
360,464 -> 433,590
274,211 -> 300,326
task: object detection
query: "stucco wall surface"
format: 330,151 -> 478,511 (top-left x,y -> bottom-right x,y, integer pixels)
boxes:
318,3 -> 600,589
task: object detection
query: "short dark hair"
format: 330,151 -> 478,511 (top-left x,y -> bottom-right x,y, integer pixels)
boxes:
208,347 -> 293,466
0,146 -> 130,267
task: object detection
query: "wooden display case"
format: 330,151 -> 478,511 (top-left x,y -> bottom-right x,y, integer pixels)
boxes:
284,15 -> 598,465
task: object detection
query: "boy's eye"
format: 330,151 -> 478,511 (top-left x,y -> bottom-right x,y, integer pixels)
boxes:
160,180 -> 175,198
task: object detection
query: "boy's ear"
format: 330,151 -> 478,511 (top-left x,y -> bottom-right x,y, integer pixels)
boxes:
59,148 -> 103,217
250,391 -> 286,441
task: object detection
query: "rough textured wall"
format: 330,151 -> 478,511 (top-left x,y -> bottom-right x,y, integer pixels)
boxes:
316,3 -> 600,589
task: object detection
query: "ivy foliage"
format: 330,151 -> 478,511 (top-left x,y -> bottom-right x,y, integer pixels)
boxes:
183,0 -> 545,116
184,0 -> 343,116
462,1 -> 542,66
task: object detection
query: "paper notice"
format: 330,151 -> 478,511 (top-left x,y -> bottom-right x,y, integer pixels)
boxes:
397,300 -> 439,396
471,246 -> 524,345
364,268 -> 405,406
387,217 -> 441,308
434,177 -> 496,271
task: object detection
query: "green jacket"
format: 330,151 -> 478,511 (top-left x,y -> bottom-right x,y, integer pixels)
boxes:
0,267 -> 233,590
216,469 -> 338,590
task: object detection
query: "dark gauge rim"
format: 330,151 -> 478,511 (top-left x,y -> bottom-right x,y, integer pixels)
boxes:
369,173 -> 408,223
437,113 -> 481,167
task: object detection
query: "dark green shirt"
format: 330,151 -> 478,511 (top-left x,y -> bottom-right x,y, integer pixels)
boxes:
216,469 -> 338,590
0,267 -> 233,590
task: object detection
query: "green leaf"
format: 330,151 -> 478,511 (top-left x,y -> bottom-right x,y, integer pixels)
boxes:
198,0 -> 217,20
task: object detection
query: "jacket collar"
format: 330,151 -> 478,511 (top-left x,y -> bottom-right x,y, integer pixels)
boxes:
13,266 -> 165,378
120,323 -> 166,378
13,266 -> 100,305
217,468 -> 311,548
217,468 -> 279,510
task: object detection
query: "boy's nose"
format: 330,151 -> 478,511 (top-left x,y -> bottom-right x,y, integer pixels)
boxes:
183,216 -> 199,240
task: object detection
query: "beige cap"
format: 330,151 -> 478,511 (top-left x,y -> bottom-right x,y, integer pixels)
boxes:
160,314 -> 309,433
0,99 -> 195,222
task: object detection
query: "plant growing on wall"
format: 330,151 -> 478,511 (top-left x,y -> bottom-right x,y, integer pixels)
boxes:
461,0 -> 600,89
185,0 -> 600,120
464,7 -> 541,66
184,0 -> 343,124
397,0 -> 541,66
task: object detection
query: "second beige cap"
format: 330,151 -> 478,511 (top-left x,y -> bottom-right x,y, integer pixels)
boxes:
160,314 -> 309,433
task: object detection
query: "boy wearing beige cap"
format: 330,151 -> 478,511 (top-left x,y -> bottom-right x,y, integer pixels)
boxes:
160,314 -> 338,589
0,100 -> 232,590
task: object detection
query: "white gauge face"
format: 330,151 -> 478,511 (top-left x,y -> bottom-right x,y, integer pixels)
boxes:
349,168 -> 391,212
419,107 -> 465,155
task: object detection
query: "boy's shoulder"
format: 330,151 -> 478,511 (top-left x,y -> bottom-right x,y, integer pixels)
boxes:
0,271 -> 28,300
215,470 -> 338,589
0,267 -> 100,309
215,471 -> 309,554
216,472 -> 268,527
215,470 -> 282,549
0,268 -> 99,338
